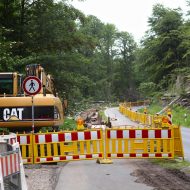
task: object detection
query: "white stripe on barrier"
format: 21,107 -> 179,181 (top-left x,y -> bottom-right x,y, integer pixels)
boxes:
123,130 -> 129,138
161,130 -> 168,138
148,130 -> 155,138
110,131 -> 117,139
79,155 -> 86,159
135,130 -> 142,138
78,132 -> 84,141
20,136 -> 27,144
38,135 -> 45,143
91,131 -> 98,140
65,133 -> 72,142
52,134 -> 58,142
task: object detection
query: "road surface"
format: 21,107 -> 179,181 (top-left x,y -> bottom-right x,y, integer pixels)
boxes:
104,107 -> 139,127
55,107 -> 153,190
55,160 -> 153,190
181,127 -> 190,161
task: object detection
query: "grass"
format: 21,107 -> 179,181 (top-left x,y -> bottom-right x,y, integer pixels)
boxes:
99,110 -> 107,122
151,159 -> 190,171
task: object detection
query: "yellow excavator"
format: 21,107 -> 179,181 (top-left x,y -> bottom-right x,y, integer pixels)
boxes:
0,64 -> 64,132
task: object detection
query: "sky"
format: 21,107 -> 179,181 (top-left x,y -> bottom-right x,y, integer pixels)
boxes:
70,0 -> 189,42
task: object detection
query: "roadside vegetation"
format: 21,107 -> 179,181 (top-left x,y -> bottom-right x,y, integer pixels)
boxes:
139,102 -> 190,127
151,159 -> 190,172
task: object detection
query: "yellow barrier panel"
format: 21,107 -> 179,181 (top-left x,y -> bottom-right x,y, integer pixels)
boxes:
17,133 -> 33,164
32,130 -> 104,163
105,128 -> 174,159
173,126 -> 184,159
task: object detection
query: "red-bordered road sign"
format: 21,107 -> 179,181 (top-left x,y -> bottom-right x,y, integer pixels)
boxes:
23,76 -> 42,95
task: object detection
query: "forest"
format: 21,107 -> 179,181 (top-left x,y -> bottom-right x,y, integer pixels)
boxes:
0,0 -> 190,110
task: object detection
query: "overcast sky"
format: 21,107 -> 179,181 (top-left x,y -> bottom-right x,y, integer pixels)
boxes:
70,0 -> 189,42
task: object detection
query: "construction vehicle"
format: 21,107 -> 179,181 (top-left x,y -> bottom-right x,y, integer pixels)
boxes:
0,64 -> 64,132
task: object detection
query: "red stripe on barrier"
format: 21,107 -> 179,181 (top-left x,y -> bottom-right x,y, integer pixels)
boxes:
86,154 -> 92,158
14,154 -> 17,173
107,153 -> 111,157
47,157 -> 53,161
5,156 -> 8,176
36,158 -> 40,162
129,130 -> 135,138
168,129 -> 171,138
99,153 -> 102,158
45,134 -> 52,143
60,156 -> 66,160
17,136 -> 20,143
155,153 -> 162,157
71,132 -> 78,141
58,133 -> 65,141
142,130 -> 148,138
84,131 -> 91,140
117,130 -> 123,138
1,158 -> 4,177
168,153 -> 172,157
117,153 -> 123,157
155,130 -> 161,138
130,153 -> 136,157
27,135 -> 30,144
107,130 -> 110,139
10,154 -> 13,174
97,130 -> 101,139
35,135 -> 39,143
73,155 -> 79,159
142,153 -> 149,157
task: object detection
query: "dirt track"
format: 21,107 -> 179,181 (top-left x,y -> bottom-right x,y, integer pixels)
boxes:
132,160 -> 190,190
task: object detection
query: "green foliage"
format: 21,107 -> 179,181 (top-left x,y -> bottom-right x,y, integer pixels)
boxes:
60,117 -> 77,131
138,82 -> 157,97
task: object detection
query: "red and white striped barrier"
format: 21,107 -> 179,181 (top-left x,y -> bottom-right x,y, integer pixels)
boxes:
0,134 -> 17,145
35,153 -> 103,163
35,130 -> 102,143
107,153 -> 172,158
107,129 -> 171,139
0,152 -> 20,178
17,135 -> 31,145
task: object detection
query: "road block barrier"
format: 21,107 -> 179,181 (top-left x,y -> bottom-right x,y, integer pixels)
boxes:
105,128 -> 174,159
33,129 -> 103,163
0,134 -> 28,190
0,151 -> 20,178
17,133 -> 33,164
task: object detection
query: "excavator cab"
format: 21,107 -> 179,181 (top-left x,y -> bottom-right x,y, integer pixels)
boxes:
0,73 -> 23,96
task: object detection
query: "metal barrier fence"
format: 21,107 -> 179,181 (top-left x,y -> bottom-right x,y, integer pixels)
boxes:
32,129 -> 103,164
17,128 -> 178,164
105,128 -> 174,159
17,134 -> 33,164
0,133 -> 27,190
119,102 -> 184,159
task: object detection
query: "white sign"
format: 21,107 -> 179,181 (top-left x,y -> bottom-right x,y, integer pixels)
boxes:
23,76 -> 42,95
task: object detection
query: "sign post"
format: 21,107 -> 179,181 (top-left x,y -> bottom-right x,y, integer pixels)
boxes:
22,76 -> 42,132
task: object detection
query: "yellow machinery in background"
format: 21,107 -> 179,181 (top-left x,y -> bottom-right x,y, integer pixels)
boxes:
0,64 -> 64,132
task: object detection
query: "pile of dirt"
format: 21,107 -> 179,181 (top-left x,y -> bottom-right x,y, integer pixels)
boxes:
131,160 -> 190,190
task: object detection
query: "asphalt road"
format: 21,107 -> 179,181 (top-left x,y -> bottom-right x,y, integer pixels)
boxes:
104,107 -> 139,127
55,107 -> 153,190
55,160 -> 153,190
181,127 -> 190,161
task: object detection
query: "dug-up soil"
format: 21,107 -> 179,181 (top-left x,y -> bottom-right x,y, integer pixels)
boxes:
132,160 -> 190,190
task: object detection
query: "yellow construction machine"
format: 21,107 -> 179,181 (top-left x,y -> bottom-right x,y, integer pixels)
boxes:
0,64 -> 64,132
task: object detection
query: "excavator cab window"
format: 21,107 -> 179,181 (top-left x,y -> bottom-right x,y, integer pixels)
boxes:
0,74 -> 13,94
